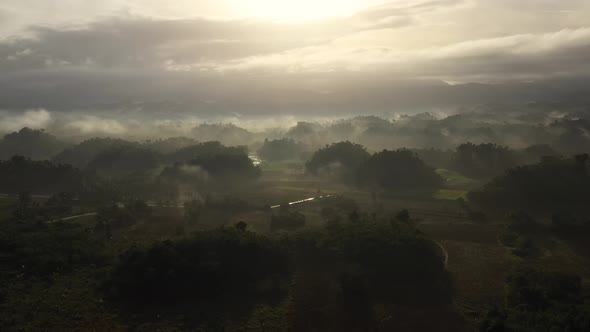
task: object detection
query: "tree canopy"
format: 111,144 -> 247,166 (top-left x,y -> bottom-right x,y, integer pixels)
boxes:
305,141 -> 370,177
0,128 -> 68,160
257,138 -> 304,162
106,229 -> 290,302
468,155 -> 590,212
0,156 -> 82,194
356,149 -> 444,191
451,142 -> 518,179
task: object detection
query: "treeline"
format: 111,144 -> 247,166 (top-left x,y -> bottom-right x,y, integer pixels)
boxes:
4,111 -> 590,164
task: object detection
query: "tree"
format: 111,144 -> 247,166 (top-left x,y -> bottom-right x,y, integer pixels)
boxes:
468,156 -> 590,212
106,229 -> 290,302
235,221 -> 248,233
257,138 -> 304,162
451,143 -> 517,179
305,141 -> 370,179
356,149 -> 444,191
0,156 -> 83,194
0,127 -> 68,160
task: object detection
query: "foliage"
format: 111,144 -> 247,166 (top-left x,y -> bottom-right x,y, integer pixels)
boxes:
94,199 -> 151,240
105,229 -> 290,302
468,156 -> 590,212
144,137 -> 198,154
305,141 -> 370,177
0,127 -> 68,160
0,156 -> 83,194
53,137 -> 141,168
0,221 -> 105,278
191,123 -> 255,146
296,220 -> 449,301
271,209 -> 306,231
257,138 -> 304,162
356,149 -> 444,191
413,148 -> 454,169
479,269 -> 590,332
159,143 -> 260,187
451,143 -> 518,179
165,141 -> 248,164
86,146 -> 161,177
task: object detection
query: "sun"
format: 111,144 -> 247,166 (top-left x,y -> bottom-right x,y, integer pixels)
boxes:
232,0 -> 366,22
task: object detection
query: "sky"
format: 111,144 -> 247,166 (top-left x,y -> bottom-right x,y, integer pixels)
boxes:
1,0 -> 590,124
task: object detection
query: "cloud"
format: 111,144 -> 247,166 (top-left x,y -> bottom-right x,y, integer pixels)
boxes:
62,115 -> 127,136
0,109 -> 52,133
208,27 -> 590,82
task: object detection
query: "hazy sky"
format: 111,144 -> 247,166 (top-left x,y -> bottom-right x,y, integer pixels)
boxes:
1,0 -> 590,118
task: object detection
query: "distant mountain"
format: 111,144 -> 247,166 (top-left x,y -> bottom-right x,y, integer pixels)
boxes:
1,73 -> 589,116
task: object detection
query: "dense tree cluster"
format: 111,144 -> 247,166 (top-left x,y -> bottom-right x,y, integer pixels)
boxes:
165,141 -> 248,164
0,128 -> 68,160
53,137 -> 140,168
191,123 -> 255,146
0,156 -> 82,194
451,143 -> 518,179
105,229 -> 290,302
469,155 -> 590,212
159,153 -> 260,187
0,221 -> 104,278
305,141 -> 370,177
143,137 -> 198,154
357,149 -> 444,191
257,138 -> 305,162
86,146 -> 161,177
297,220 -> 449,301
480,269 -> 590,332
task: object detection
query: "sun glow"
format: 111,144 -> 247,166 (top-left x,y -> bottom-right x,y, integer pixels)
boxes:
230,0 -> 368,21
